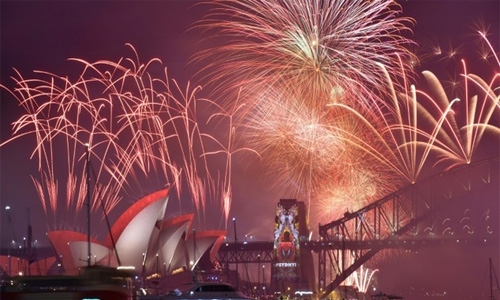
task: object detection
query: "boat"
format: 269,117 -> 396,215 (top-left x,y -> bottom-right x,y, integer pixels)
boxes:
0,266 -> 136,300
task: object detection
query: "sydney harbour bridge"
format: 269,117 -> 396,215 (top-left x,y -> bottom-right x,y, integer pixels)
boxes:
217,157 -> 499,298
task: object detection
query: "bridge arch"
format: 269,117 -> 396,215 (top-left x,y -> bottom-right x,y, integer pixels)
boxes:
317,157 -> 499,297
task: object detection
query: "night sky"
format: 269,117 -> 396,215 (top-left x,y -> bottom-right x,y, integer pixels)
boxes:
1,1 -> 499,299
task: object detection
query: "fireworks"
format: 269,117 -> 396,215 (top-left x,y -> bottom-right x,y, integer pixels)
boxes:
186,0 -> 499,227
346,265 -> 378,294
239,35 -> 498,228
0,45 -> 248,232
189,0 -> 419,224
192,0 -> 417,112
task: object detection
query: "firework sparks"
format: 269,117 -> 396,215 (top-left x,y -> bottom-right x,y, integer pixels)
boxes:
346,264 -> 378,294
246,37 -> 499,228
0,45 -> 245,232
201,93 -> 260,226
192,0 -> 416,112
187,0 -> 421,226
408,30 -> 499,170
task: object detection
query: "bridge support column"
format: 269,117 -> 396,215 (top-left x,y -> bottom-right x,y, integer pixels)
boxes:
318,249 -> 326,291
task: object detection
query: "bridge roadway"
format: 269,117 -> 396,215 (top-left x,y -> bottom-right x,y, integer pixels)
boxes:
216,236 -> 497,264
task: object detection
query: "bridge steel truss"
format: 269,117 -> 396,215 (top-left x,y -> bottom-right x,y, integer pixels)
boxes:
317,157 -> 499,298
215,158 -> 498,296
217,241 -> 274,265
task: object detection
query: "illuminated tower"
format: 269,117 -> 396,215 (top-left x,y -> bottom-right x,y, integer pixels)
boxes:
271,199 -> 315,296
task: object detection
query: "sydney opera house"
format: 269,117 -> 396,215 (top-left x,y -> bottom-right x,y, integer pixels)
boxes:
0,188 -> 227,291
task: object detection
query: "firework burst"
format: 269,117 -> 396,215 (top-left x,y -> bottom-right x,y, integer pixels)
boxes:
263,43 -> 499,227
0,45 -> 247,232
188,0 -> 420,226
191,0 -> 416,112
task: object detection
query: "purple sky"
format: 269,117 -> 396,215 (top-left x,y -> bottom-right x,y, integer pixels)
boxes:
1,1 -> 499,298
